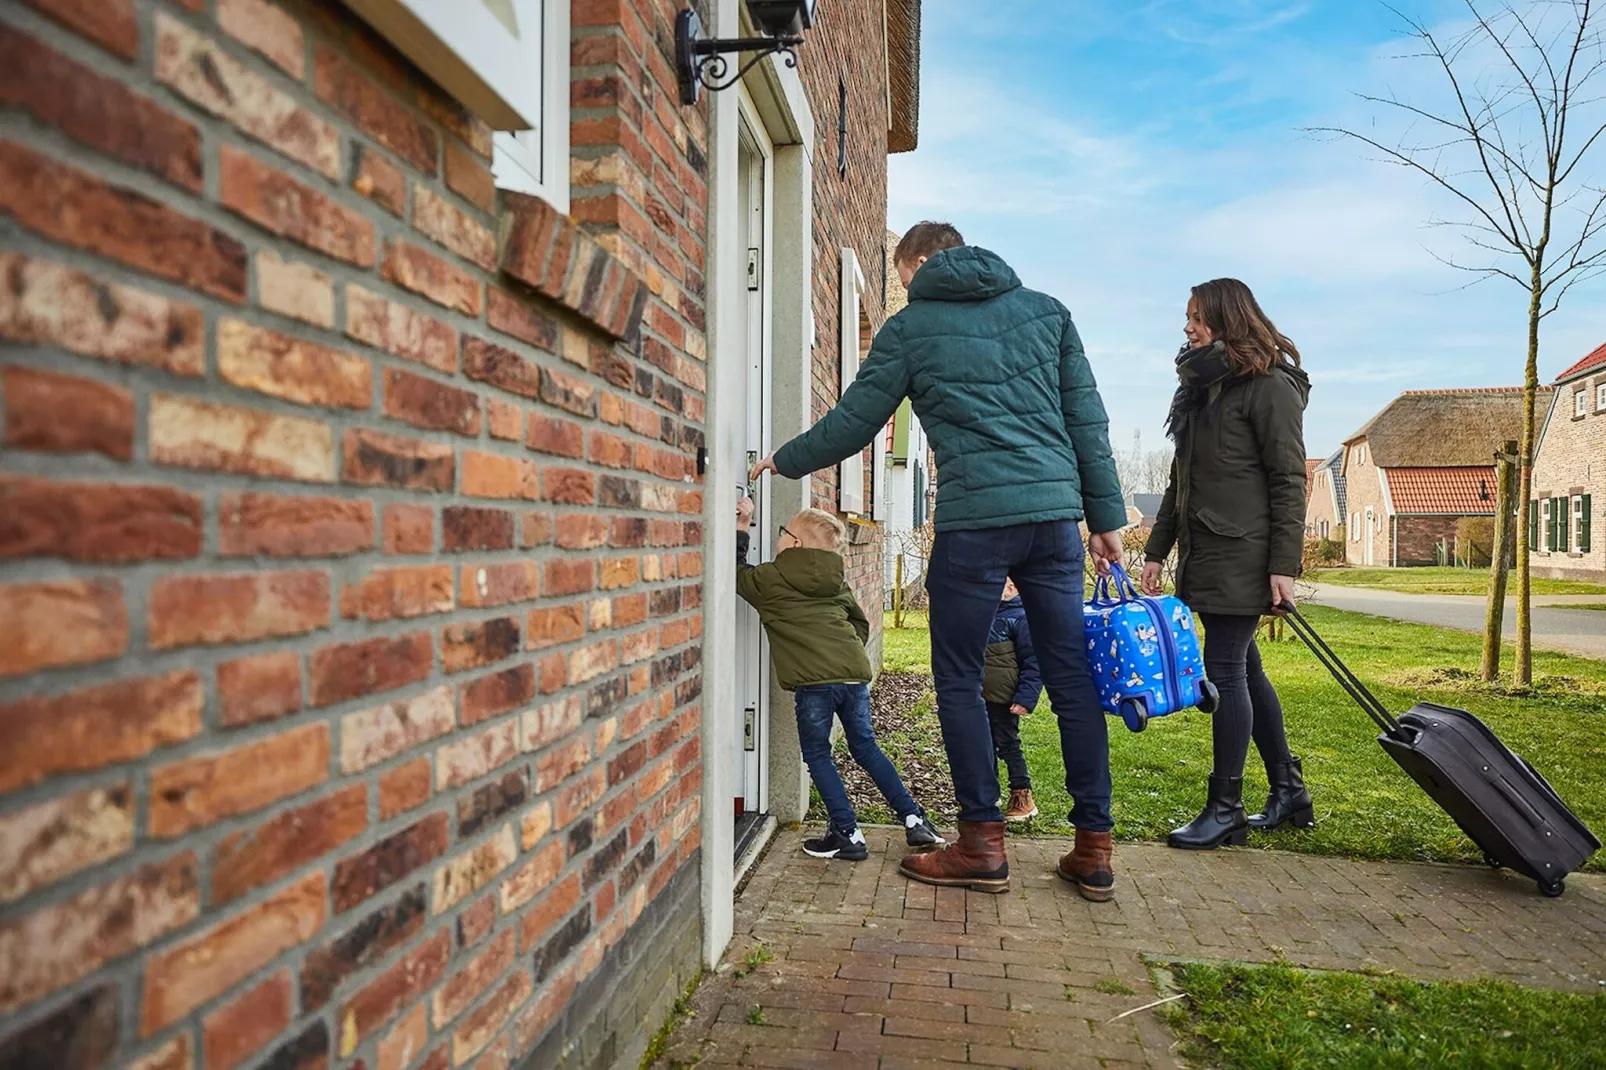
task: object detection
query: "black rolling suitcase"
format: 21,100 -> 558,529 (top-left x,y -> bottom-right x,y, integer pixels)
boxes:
1282,604 -> 1600,897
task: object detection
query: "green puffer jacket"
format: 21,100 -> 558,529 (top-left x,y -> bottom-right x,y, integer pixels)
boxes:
736,533 -> 872,690
772,246 -> 1126,533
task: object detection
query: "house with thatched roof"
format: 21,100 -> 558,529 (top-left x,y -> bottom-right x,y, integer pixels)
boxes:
1341,387 -> 1551,567
1306,448 -> 1347,540
1529,341 -> 1606,581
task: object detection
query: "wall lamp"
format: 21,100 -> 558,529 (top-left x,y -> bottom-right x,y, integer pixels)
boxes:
675,1 -> 818,106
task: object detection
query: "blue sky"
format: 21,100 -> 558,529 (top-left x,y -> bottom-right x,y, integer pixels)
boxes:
887,0 -> 1606,459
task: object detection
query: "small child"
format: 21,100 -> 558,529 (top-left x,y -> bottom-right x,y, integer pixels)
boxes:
984,579 -> 1041,822
737,500 -> 943,860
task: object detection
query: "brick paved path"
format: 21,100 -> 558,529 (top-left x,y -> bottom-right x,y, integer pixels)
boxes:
655,827 -> 1606,1069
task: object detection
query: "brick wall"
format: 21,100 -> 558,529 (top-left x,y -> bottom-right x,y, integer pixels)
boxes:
797,3 -> 892,659
1530,377 -> 1606,581
1343,442 -> 1388,566
1393,516 -> 1460,567
0,1 -> 709,1069
1305,468 -> 1340,539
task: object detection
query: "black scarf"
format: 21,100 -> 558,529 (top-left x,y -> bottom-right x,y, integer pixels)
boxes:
1164,341 -> 1234,441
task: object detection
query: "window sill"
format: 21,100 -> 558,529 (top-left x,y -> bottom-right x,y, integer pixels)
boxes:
498,192 -> 648,341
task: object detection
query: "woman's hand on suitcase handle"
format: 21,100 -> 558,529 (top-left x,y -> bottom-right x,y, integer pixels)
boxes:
1139,561 -> 1164,596
1269,574 -> 1296,614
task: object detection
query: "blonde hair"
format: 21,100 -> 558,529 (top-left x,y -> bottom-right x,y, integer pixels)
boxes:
788,508 -> 845,553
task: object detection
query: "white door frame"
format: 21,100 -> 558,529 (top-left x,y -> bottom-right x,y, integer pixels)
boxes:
1364,506 -> 1376,566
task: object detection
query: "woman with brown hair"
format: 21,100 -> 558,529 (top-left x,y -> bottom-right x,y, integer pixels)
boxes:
1140,278 -> 1314,850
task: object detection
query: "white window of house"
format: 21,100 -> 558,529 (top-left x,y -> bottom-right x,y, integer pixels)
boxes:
1597,382 -> 1606,411
1575,494 -> 1587,551
838,247 -> 867,515
1576,390 -> 1590,418
1350,512 -> 1359,540
489,1 -> 570,210
1358,445 -> 1367,465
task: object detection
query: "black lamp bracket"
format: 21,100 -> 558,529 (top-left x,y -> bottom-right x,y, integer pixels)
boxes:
676,9 -> 803,107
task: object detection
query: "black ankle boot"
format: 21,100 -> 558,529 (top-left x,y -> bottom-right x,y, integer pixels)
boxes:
1167,774 -> 1248,850
1248,757 -> 1315,830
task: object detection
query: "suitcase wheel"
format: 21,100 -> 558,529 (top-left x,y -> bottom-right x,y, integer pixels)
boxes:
1483,854 -> 1502,869
1119,697 -> 1148,733
1540,877 -> 1565,898
1196,680 -> 1220,715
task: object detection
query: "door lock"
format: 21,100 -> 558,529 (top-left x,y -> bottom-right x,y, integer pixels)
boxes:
746,248 -> 761,291
743,706 -> 756,751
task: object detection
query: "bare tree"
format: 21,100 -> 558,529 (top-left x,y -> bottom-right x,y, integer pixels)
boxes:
1314,0 -> 1606,683
1114,446 -> 1174,499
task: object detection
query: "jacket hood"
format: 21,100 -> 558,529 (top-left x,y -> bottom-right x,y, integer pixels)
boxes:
1274,358 -> 1311,406
908,246 -> 1022,303
773,548 -> 844,598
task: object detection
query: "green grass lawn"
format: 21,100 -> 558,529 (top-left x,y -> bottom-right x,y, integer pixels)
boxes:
863,607 -> 1606,871
1162,961 -> 1606,1069
1310,566 -> 1606,596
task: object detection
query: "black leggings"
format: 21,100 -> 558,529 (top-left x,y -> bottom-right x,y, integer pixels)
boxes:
1198,613 -> 1293,778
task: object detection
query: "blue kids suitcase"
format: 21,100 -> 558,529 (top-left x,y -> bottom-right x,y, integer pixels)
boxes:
1084,564 -> 1218,731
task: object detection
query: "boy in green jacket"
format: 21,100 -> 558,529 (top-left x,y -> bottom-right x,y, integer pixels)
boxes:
737,499 -> 942,860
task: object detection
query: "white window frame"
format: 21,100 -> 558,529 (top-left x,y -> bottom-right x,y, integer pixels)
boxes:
1576,390 -> 1589,417
838,248 -> 867,516
490,0 -> 570,211
1350,512 -> 1359,540
1574,494 -> 1587,551
1597,382 -> 1606,412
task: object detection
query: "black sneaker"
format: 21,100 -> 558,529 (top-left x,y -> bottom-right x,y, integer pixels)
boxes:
904,813 -> 945,849
803,826 -> 868,860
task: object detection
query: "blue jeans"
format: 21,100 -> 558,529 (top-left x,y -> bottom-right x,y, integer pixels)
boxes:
926,521 -> 1112,828
795,683 -> 920,834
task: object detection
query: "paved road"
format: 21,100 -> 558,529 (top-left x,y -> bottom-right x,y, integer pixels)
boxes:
1310,583 -> 1606,661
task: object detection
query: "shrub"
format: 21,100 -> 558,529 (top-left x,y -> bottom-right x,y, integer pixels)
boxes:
1456,516 -> 1496,568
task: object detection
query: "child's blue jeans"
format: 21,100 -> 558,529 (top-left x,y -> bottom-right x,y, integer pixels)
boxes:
794,682 -> 919,834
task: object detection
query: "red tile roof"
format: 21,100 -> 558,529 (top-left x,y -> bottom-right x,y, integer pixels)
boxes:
1385,466 -> 1498,515
1556,340 -> 1606,383
1305,458 -> 1321,502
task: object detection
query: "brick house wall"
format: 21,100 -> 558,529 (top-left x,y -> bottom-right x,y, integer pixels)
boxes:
797,4 -> 891,660
1305,467 -> 1340,539
1530,374 -> 1606,581
1393,516 -> 1460,567
0,2 -> 715,1069
1342,440 -> 1388,566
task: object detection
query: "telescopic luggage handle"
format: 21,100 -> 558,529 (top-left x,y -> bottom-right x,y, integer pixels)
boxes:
1279,602 -> 1400,735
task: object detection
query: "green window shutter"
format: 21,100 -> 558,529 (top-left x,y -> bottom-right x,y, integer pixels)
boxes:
1546,499 -> 1556,551
1582,495 -> 1592,553
891,399 -> 911,463
1560,496 -> 1571,552
1529,500 -> 1539,549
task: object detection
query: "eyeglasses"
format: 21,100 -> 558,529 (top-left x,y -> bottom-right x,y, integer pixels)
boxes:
778,525 -> 795,544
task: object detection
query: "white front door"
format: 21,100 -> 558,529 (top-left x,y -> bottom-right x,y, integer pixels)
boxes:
732,96 -> 774,827
1364,507 -> 1376,566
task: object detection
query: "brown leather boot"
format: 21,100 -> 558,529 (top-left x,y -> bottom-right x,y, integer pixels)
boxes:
1005,789 -> 1039,823
1056,829 -> 1115,902
899,820 -> 1009,893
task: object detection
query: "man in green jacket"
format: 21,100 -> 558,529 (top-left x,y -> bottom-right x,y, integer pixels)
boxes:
752,223 -> 1126,900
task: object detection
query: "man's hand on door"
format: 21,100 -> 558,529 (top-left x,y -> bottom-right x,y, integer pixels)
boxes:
750,453 -> 778,481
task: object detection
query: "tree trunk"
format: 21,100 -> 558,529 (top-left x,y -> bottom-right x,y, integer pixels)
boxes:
1515,275 -> 1544,685
1481,440 -> 1518,681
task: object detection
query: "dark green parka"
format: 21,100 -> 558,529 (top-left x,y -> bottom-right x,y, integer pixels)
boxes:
1144,345 -> 1310,616
773,247 -> 1126,534
736,532 -> 872,690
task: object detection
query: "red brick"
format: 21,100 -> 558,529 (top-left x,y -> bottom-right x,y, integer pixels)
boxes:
0,253 -> 203,374
0,578 -> 126,679
339,685 -> 456,774
541,366 -> 598,417
488,398 -> 522,441
613,593 -> 648,628
459,664 -> 535,726
486,287 -> 560,353
258,1021 -> 328,1069
383,239 -> 482,315
543,559 -> 596,599
150,393 -> 334,482
461,450 -> 541,500
462,335 -> 543,399
0,984 -> 121,1070
218,0 -> 305,78
2,365 -> 132,461
445,140 -> 496,212
20,0 -> 138,60
442,617 -> 521,673
337,929 -> 450,1056
310,631 -> 433,707
413,184 -> 496,269
600,557 -> 640,590
347,284 -> 457,372
156,15 -> 339,179
141,872 -> 325,1034
443,506 -> 515,552
218,318 -> 370,409
314,43 -> 438,174
377,1002 -> 429,1070
220,492 -> 374,558
538,654 -> 567,693
0,853 -> 198,1017
515,872 -> 581,954
257,250 -> 336,328
459,562 -> 540,611
0,24 -> 200,191
332,813 -> 448,914
0,782 -> 133,905
124,1034 -> 191,1070
202,970 -> 291,1070
212,784 -> 367,904
385,503 -> 435,554
379,758 -> 433,820
432,928 -> 515,1028
344,428 -> 455,492
525,414 -> 586,459
384,368 -> 481,435
554,514 -> 608,550
431,824 -> 517,915
219,144 -> 375,267
149,722 -> 330,838
523,512 -> 553,547
520,695 -> 583,755
218,652 -> 302,728
0,140 -> 243,298
148,570 -> 329,649
455,974 -> 527,1065
353,144 -> 408,216
0,477 -> 200,563
342,564 -> 454,622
